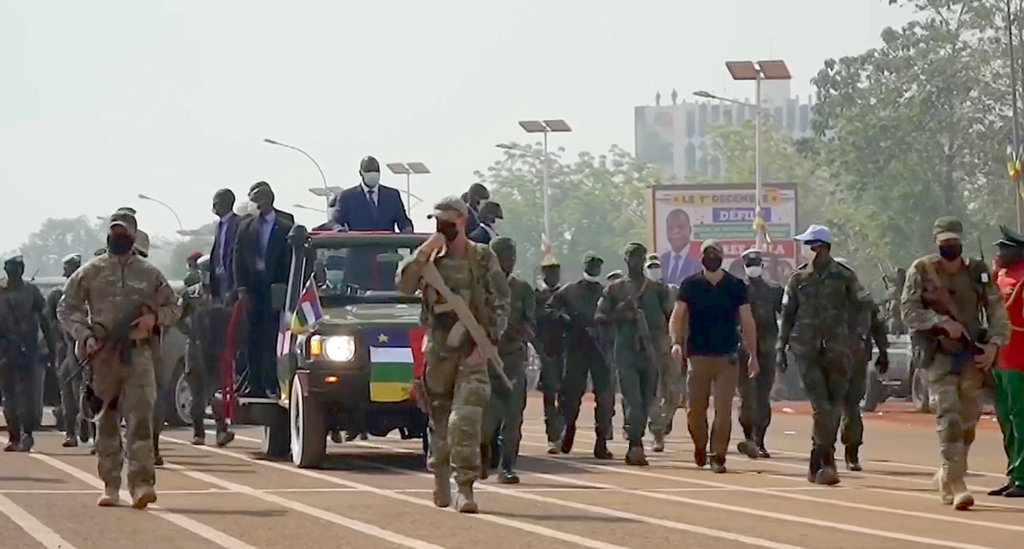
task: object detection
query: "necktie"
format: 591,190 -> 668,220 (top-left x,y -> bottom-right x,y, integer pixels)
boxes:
367,189 -> 378,219
671,255 -> 682,282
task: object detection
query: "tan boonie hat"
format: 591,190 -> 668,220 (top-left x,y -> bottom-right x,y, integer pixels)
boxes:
700,239 -> 723,253
933,216 -> 963,242
426,195 -> 469,219
109,211 -> 138,234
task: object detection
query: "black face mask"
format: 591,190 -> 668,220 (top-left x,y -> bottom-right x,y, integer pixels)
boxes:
702,254 -> 723,272
938,243 -> 963,261
436,221 -> 459,242
584,263 -> 602,277
108,233 -> 135,256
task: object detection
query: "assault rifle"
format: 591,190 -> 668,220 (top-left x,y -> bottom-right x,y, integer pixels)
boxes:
72,301 -> 152,421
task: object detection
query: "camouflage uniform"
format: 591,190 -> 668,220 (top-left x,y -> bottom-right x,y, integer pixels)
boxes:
738,275 -> 783,453
47,267 -> 91,446
546,255 -> 615,458
58,215 -> 181,507
482,238 -> 534,482
397,197 -> 510,512
534,268 -> 566,450
179,279 -> 233,443
840,295 -> 888,467
0,257 -> 53,452
901,217 -> 1008,508
778,249 -> 869,483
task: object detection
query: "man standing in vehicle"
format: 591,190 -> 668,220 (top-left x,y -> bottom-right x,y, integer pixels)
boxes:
397,196 -> 510,513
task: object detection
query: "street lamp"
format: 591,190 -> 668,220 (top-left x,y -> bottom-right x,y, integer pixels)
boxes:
137,193 -> 184,232
293,203 -> 327,214
263,138 -> 331,203
386,162 -> 431,208
511,119 -> 572,257
696,60 -> 790,251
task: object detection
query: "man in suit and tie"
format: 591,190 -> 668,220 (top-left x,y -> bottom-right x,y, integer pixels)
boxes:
661,209 -> 702,285
210,189 -> 240,302
233,181 -> 295,397
462,183 -> 490,236
332,156 -> 414,233
469,201 -> 503,245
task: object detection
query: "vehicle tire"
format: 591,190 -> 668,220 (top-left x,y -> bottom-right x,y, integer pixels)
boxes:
164,358 -> 192,427
911,367 -> 930,413
262,405 -> 291,459
861,368 -> 882,412
289,373 -> 327,468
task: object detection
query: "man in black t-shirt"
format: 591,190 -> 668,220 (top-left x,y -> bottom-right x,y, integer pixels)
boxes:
668,240 -> 760,473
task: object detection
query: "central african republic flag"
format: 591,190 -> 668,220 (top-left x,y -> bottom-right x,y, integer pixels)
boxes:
366,328 -> 426,403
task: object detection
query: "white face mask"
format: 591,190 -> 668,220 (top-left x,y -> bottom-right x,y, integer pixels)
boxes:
583,273 -> 601,282
801,243 -> 817,262
362,172 -> 380,188
646,268 -> 662,281
744,265 -> 763,278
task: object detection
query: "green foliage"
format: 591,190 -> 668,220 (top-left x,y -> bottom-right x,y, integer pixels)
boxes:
17,216 -> 105,277
475,143 -> 671,279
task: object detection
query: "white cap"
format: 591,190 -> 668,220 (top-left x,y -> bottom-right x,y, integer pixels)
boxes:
794,224 -> 831,244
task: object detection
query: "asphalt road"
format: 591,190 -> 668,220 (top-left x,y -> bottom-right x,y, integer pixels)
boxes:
1,397 -> 1021,549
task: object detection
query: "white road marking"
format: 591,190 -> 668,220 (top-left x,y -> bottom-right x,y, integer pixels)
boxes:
0,492 -> 79,549
0,489 -> 234,494
161,462 -> 449,549
167,434 -> 634,549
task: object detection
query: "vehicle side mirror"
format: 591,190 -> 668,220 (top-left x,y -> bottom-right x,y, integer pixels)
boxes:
271,283 -> 288,311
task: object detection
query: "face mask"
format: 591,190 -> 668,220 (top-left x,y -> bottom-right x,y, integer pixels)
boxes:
702,254 -> 723,272
801,244 -> 818,262
646,268 -> 662,281
362,172 -> 380,188
745,265 -> 763,278
436,220 -> 459,242
107,233 -> 135,256
938,243 -> 963,261
583,273 -> 601,282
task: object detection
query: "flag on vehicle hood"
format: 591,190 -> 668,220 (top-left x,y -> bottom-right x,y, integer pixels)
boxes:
367,328 -> 425,403
290,276 -> 323,333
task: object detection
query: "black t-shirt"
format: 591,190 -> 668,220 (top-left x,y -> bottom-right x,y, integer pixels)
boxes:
677,271 -> 748,356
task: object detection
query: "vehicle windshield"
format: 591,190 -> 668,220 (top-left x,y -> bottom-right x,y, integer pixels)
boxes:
310,238 -> 421,303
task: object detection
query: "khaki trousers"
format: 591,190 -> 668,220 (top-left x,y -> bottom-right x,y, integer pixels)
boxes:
686,355 -> 737,462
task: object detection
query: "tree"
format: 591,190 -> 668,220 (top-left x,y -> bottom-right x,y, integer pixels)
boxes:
475,144 -> 673,279
17,216 -> 105,278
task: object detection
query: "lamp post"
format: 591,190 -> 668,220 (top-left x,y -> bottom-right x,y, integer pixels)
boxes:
137,193 -> 184,232
696,60 -> 790,251
386,162 -> 431,208
293,203 -> 327,214
510,120 -> 572,258
263,138 -> 331,205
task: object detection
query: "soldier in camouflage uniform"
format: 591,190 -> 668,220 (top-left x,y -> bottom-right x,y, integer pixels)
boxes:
47,254 -> 89,447
534,255 -> 566,453
777,225 -> 870,486
643,254 -> 681,452
397,196 -> 510,513
737,249 -> 784,459
481,237 -> 534,484
834,258 -> 889,471
1,255 -> 54,453
901,217 -> 1008,510
180,255 -> 235,447
547,252 -> 615,459
596,242 -> 672,466
58,211 -> 181,509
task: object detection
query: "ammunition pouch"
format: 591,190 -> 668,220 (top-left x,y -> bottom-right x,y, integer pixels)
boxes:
912,330 -> 984,376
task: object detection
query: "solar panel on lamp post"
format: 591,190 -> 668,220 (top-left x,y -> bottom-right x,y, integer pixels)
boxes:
515,119 -> 572,257
386,162 -> 431,208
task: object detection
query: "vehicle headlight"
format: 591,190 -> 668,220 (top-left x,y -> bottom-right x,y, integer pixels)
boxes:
310,335 -> 356,362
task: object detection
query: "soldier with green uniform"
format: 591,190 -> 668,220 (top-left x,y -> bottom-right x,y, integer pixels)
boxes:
777,225 -> 870,486
643,254 -> 681,452
47,254 -> 88,447
901,217 -> 1007,510
534,255 -> 566,453
596,242 -> 672,466
58,211 -> 181,509
481,237 -> 534,484
546,252 -> 615,459
397,196 -> 510,513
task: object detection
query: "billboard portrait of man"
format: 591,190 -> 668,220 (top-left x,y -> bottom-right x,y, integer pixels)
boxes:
661,209 -> 701,285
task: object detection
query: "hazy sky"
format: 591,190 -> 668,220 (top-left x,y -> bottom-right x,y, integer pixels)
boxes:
0,0 -> 914,255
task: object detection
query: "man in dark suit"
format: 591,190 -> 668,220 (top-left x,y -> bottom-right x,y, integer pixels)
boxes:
233,181 -> 295,397
331,156 -> 413,233
469,201 -> 503,245
661,208 -> 701,285
462,183 -> 490,236
210,189 -> 240,302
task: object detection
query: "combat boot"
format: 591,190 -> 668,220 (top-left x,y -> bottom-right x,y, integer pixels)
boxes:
16,434 -> 34,452
755,429 -> 771,458
625,442 -> 649,466
845,446 -> 862,472
432,467 -> 452,508
652,434 -> 666,453
132,485 -> 157,510
63,434 -> 78,448
479,444 -> 491,480
560,425 -> 576,454
455,484 -> 479,514
546,440 -> 560,454
498,469 -> 520,485
807,448 -> 823,483
216,430 -> 235,448
815,451 -> 841,486
97,485 -> 120,507
950,479 -> 974,511
934,465 -> 954,505
593,439 -> 614,460
4,437 -> 20,452
736,439 -> 758,459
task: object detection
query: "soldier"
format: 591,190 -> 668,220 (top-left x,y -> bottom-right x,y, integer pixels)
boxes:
180,255 -> 235,448
777,225 -> 870,486
47,254 -> 88,447
737,248 -> 784,459
397,196 -> 510,513
901,217 -> 1007,510
481,237 -> 534,484
58,211 -> 181,509
534,255 -> 566,453
834,258 -> 889,471
184,251 -> 203,288
596,242 -> 672,466
606,270 -> 624,283
644,255 -> 681,452
547,252 -> 615,459
0,255 -> 54,452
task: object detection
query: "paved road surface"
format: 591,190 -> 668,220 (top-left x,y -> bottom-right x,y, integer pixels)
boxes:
1,397 -> 1021,549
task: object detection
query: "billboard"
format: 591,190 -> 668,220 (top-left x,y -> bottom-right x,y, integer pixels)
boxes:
647,183 -> 799,285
